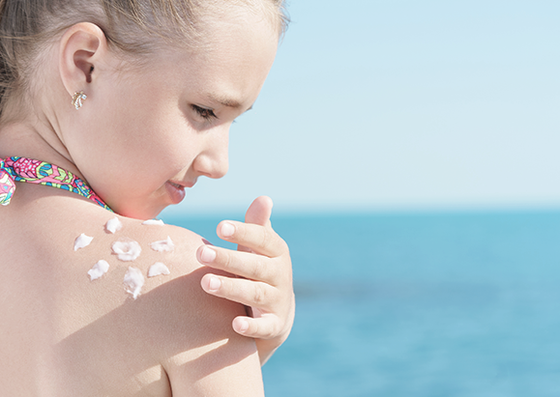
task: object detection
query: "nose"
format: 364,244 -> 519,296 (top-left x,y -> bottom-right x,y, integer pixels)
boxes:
193,126 -> 229,179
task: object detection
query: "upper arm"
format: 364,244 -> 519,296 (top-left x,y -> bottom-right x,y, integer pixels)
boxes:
160,273 -> 265,396
122,222 -> 265,396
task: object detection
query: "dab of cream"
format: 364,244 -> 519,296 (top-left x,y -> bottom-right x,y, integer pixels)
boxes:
88,260 -> 110,281
142,219 -> 165,226
150,236 -> 175,253
74,234 -> 94,251
105,217 -> 123,234
112,240 -> 142,261
123,267 -> 144,299
148,262 -> 170,278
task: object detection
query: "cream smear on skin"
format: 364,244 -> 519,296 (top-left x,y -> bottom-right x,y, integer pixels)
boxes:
112,240 -> 142,261
142,219 -> 165,226
148,262 -> 170,277
123,267 -> 144,299
76,218 -> 176,298
74,233 -> 94,251
105,217 -> 123,234
150,236 -> 175,253
88,260 -> 110,281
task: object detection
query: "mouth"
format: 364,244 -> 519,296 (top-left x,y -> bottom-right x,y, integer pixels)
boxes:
165,180 -> 188,204
168,181 -> 186,190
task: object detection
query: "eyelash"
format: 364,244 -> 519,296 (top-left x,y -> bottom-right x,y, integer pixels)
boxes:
192,105 -> 217,121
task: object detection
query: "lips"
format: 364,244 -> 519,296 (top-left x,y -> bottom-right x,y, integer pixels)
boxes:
165,181 -> 187,204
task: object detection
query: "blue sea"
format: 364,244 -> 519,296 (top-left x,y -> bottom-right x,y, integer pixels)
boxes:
162,210 -> 560,397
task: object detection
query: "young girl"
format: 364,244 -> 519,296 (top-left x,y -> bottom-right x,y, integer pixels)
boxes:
0,0 -> 294,395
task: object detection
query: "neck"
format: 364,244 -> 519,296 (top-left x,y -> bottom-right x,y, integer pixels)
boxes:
0,118 -> 83,181
0,49 -> 82,181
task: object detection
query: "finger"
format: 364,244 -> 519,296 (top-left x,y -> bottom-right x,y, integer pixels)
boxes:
239,196 -> 273,253
216,220 -> 287,257
245,196 -> 273,227
200,272 -> 277,311
197,245 -> 278,283
232,314 -> 280,340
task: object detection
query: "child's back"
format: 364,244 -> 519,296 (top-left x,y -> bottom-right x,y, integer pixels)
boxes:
0,184 -> 263,396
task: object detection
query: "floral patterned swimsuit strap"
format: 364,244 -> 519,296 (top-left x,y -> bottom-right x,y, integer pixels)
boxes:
0,156 -> 113,212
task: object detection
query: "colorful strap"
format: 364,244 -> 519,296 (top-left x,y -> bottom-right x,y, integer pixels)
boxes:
0,157 -> 112,211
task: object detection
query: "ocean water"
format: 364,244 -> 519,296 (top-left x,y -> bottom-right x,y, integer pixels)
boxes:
162,210 -> 560,397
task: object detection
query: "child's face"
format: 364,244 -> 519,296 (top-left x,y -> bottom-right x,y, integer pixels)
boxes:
65,11 -> 278,219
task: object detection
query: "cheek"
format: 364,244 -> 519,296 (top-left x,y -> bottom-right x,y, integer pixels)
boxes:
95,93 -> 189,163
77,110 -> 196,199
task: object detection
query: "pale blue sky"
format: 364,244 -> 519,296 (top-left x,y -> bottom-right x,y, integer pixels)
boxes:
162,0 -> 560,218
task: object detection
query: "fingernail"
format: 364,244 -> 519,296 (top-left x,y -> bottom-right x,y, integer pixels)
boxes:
236,318 -> 249,333
221,222 -> 235,238
208,276 -> 221,292
200,246 -> 216,263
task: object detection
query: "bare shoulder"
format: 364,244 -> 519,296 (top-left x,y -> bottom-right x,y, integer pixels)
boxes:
107,214 -> 264,396
10,196 -> 263,396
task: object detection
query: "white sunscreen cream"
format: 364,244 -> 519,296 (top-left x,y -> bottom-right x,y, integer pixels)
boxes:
88,260 -> 110,281
148,262 -> 170,278
142,219 -> 165,226
112,240 -> 142,261
150,236 -> 175,253
74,233 -> 94,251
123,266 -> 144,299
105,217 -> 123,234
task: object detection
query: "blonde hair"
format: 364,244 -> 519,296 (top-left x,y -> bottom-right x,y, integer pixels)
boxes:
0,0 -> 288,120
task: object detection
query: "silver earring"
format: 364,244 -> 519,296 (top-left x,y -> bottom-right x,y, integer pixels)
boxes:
71,91 -> 87,110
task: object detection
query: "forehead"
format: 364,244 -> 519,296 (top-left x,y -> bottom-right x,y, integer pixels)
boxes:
151,9 -> 279,108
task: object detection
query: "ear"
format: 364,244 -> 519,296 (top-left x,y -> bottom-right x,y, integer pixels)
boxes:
59,22 -> 109,98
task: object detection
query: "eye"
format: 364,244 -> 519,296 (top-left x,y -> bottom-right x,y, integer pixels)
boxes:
191,105 -> 217,121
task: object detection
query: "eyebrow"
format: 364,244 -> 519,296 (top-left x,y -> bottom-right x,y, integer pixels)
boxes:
206,92 -> 244,109
206,93 -> 255,113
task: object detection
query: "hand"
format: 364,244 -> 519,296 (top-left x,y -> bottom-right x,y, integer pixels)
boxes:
197,196 -> 295,365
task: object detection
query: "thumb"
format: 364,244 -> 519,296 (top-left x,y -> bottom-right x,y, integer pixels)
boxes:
245,195 -> 273,226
